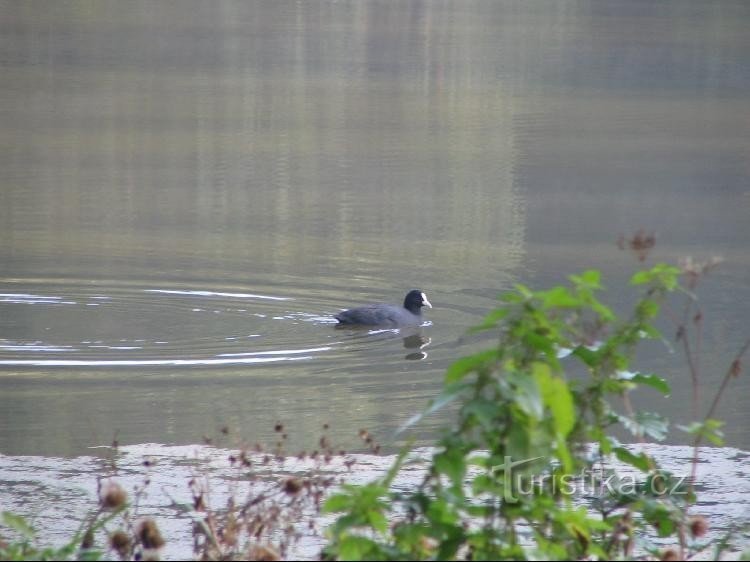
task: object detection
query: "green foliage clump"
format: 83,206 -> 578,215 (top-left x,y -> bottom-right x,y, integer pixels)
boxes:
322,262 -> 747,560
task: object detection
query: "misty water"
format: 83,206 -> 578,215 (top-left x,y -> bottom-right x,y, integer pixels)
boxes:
1,1 -> 749,557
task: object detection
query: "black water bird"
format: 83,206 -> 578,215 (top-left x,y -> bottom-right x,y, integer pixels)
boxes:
334,289 -> 432,328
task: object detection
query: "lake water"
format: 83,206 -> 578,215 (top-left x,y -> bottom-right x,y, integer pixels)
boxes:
1,1 -> 749,554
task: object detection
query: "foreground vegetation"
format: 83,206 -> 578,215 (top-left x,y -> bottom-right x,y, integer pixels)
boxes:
2,236 -> 749,560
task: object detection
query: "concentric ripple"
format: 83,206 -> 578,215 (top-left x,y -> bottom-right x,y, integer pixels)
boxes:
0,279 -> 441,369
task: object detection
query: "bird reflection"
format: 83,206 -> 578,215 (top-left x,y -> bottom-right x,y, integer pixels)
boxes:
403,332 -> 431,360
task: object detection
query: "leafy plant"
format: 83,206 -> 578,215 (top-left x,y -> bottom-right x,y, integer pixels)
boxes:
323,244 -> 748,560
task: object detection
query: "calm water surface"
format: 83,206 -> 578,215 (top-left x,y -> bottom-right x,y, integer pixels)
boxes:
1,1 -> 749,552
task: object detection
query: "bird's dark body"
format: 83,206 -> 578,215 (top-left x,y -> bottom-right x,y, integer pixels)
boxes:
334,289 -> 431,328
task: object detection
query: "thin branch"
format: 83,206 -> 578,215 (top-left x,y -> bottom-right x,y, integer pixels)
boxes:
700,337 -> 750,430
688,336 -> 750,503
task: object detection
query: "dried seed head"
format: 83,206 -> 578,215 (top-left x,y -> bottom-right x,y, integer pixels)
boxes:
100,481 -> 128,510
689,515 -> 709,538
240,451 -> 252,467
109,530 -> 131,558
730,358 -> 742,378
620,230 -> 656,261
283,477 -> 303,495
137,519 -> 165,550
660,548 -> 681,561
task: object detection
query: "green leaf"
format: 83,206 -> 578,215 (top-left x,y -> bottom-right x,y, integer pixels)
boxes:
590,299 -> 616,322
636,298 -> 660,320
630,270 -> 653,286
572,345 -> 599,367
396,380 -> 470,434
542,286 -> 580,308
617,371 -> 671,396
381,447 -> 409,488
619,412 -> 668,441
677,419 -> 725,446
511,372 -> 543,420
469,308 -> 509,333
569,269 -> 602,289
1,512 -> 35,539
613,447 -> 653,472
642,499 -> 677,537
533,363 -> 575,438
433,447 -> 466,486
367,508 -> 388,535
631,264 -> 682,290
323,492 -> 354,513
338,535 -> 383,561
463,398 -> 500,430
636,411 -> 669,441
444,349 -> 498,384
514,284 -> 534,299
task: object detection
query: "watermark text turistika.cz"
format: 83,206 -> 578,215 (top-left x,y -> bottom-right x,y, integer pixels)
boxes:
489,456 -> 689,502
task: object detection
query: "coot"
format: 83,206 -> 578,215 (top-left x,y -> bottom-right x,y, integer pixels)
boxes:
334,289 -> 432,327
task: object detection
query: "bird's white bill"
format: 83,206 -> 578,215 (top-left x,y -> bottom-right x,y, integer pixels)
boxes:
421,292 -> 433,308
